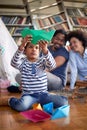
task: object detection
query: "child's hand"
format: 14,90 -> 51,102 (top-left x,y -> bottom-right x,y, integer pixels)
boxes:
19,35 -> 32,51
38,40 -> 48,55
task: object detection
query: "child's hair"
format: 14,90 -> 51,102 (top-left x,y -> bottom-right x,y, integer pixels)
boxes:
67,30 -> 87,49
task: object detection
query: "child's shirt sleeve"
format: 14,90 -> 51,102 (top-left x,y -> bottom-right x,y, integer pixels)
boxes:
11,49 -> 25,70
42,50 -> 56,71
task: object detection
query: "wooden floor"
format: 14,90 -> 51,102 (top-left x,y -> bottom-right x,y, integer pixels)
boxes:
0,92 -> 87,130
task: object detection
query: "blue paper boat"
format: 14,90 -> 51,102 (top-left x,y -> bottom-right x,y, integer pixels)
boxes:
43,102 -> 53,115
51,105 -> 70,120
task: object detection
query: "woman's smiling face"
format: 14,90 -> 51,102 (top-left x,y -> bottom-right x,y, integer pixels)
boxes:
70,37 -> 83,52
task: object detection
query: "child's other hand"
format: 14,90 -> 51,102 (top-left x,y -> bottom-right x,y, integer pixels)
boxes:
38,40 -> 48,55
19,35 -> 32,51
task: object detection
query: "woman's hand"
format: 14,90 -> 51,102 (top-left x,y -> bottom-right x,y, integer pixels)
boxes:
19,35 -> 32,51
38,40 -> 48,55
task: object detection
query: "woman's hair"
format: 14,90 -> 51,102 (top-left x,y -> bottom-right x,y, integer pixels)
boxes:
67,30 -> 87,49
53,29 -> 67,43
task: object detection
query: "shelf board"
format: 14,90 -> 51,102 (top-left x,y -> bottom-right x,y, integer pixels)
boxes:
64,0 -> 87,3
0,4 -> 25,9
32,11 -> 64,19
6,24 -> 32,27
73,25 -> 87,28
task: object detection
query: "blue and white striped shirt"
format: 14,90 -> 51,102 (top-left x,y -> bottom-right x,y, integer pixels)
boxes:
11,49 -> 56,94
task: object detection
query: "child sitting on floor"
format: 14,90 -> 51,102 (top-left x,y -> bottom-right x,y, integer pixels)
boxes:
7,35 -> 68,112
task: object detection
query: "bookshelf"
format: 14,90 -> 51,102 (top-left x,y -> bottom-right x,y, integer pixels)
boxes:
28,0 -> 70,32
64,1 -> 87,32
0,0 -> 34,45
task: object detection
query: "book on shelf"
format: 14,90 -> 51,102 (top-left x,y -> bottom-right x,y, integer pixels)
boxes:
1,16 -> 11,24
48,17 -> 55,24
38,19 -> 44,28
70,17 -> 87,26
1,16 -> 32,25
13,25 -> 33,35
61,23 -> 69,31
77,9 -> 85,17
54,24 -> 64,30
60,13 -> 66,20
73,27 -> 87,32
70,17 -> 79,25
84,8 -> 87,16
77,18 -> 87,26
52,15 -> 63,23
32,19 -> 41,29
47,26 -> 55,31
53,22 -> 69,32
21,17 -> 27,25
16,17 -> 27,25
66,7 -> 87,17
16,17 -> 24,24
25,16 -> 32,25
66,8 -> 82,17
42,18 -> 51,26
7,16 -> 15,24
72,8 -> 81,16
13,27 -> 27,35
9,27 -> 16,35
66,8 -> 74,16
77,8 -> 87,17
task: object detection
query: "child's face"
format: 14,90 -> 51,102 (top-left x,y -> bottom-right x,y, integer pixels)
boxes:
24,42 -> 40,62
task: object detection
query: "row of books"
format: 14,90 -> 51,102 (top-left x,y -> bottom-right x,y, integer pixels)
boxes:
1,16 -> 31,25
33,14 -> 67,30
70,17 -> 87,26
7,26 -> 34,36
66,8 -> 87,17
73,27 -> 87,33
8,26 -> 25,35
43,23 -> 69,32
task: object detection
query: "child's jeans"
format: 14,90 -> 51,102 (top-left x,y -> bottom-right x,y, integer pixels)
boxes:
9,92 -> 68,112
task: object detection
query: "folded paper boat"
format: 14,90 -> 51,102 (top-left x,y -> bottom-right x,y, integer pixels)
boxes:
20,109 -> 51,122
32,103 -> 43,110
21,28 -> 55,44
43,102 -> 53,115
51,105 -> 70,120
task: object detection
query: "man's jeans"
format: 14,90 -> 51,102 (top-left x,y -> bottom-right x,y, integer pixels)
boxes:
46,72 -> 64,91
9,92 -> 68,112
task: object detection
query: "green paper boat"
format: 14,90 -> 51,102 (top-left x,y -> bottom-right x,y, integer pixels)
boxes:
21,28 -> 55,44
21,28 -> 45,38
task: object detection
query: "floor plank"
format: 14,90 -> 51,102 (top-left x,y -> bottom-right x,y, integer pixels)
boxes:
0,92 -> 87,130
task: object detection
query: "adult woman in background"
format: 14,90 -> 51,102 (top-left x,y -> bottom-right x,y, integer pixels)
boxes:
67,30 -> 87,91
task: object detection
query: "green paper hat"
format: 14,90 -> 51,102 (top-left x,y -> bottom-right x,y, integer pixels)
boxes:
21,28 -> 55,44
